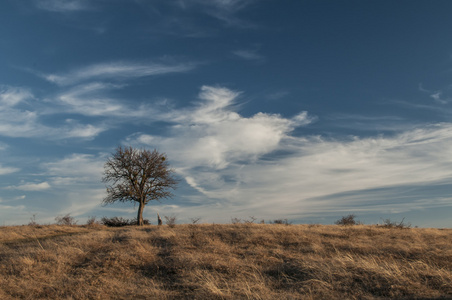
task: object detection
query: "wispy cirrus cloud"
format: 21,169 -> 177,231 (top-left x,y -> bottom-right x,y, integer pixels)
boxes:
326,113 -> 413,132
232,49 -> 264,61
0,107 -> 106,139
0,85 -> 106,139
419,83 -> 452,105
6,182 -> 51,191
3,59 -> 197,140
1,153 -> 107,225
0,86 -> 33,106
53,82 -> 156,118
42,153 -> 106,217
41,61 -> 197,86
173,0 -> 256,28
34,0 -> 92,12
198,0 -> 256,27
44,153 -> 105,180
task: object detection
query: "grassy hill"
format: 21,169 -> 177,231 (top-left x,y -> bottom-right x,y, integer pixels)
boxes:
1,223 -> 451,299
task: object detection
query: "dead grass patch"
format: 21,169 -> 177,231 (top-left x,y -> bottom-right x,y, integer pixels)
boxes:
0,224 -> 451,299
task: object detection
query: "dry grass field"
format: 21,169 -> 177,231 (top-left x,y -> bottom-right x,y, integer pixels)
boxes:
0,223 -> 451,299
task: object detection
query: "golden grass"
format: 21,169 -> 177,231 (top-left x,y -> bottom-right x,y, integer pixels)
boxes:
0,224 -> 451,299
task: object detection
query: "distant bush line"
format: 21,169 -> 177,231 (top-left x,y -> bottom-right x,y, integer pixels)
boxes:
26,213 -> 413,229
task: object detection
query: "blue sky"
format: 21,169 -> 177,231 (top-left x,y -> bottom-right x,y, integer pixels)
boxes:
0,0 -> 451,227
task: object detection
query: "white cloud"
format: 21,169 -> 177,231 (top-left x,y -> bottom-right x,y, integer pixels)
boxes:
430,92 -> 449,104
0,107 -> 105,139
44,153 -> 105,180
65,123 -> 107,139
0,86 -> 33,107
124,86 -> 452,222
0,164 -> 20,175
129,85 -> 313,169
418,83 -> 451,105
53,82 -> 157,119
0,85 -> 106,139
0,87 -> 38,137
42,61 -> 196,86
0,205 -> 26,225
34,153 -> 107,218
7,182 -> 51,191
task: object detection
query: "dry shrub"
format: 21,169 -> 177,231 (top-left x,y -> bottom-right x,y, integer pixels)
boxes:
101,216 -> 150,227
85,216 -> 98,226
164,215 -> 177,228
55,214 -> 77,226
231,217 -> 242,224
28,214 -> 39,226
335,214 -> 358,226
379,217 -> 411,229
190,217 -> 201,224
271,218 -> 291,225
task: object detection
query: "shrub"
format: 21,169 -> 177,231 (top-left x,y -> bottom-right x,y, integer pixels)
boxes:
380,217 -> 411,229
164,215 -> 177,228
55,214 -> 77,226
28,214 -> 38,226
86,216 -> 98,226
231,217 -> 242,224
244,216 -> 257,224
271,219 -> 291,225
101,216 -> 150,227
335,214 -> 358,226
190,217 -> 201,225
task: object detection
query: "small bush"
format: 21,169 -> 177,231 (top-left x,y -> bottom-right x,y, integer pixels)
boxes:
190,217 -> 201,225
231,217 -> 242,224
380,217 -> 411,229
86,216 -> 98,226
101,216 -> 149,227
55,214 -> 77,226
164,215 -> 177,228
244,216 -> 257,224
271,219 -> 291,225
335,214 -> 358,226
28,214 -> 38,226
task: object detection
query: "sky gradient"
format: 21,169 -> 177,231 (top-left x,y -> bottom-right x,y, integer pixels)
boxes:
0,0 -> 451,227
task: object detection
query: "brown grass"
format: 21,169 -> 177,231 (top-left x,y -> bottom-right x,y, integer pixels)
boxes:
1,223 -> 451,299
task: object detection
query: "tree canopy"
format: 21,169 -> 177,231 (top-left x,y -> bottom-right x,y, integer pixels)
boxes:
102,146 -> 177,226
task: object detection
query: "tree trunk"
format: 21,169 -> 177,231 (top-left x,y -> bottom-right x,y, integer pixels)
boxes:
137,201 -> 144,226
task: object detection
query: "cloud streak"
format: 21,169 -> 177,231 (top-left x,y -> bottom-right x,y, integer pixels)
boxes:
42,61 -> 197,86
34,0 -> 91,12
6,182 -> 51,191
0,164 -> 20,176
0,85 -> 106,139
232,49 -> 264,61
53,82 -> 156,118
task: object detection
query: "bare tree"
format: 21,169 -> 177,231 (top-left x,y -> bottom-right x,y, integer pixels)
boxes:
102,146 -> 177,226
